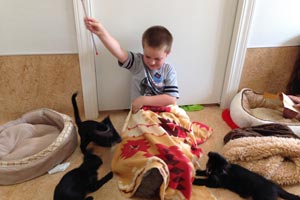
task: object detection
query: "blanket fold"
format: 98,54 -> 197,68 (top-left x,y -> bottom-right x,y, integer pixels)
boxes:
111,105 -> 213,200
223,123 -> 299,144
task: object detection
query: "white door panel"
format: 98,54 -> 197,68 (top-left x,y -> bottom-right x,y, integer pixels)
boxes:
92,0 -> 238,110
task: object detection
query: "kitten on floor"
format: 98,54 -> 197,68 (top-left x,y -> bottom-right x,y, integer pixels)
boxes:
54,151 -> 113,200
72,92 -> 121,153
193,152 -> 300,200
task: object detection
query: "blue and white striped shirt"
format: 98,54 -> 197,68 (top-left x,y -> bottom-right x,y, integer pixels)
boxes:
119,52 -> 179,100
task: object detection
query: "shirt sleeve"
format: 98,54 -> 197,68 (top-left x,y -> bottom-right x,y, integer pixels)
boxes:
164,65 -> 180,98
118,52 -> 143,75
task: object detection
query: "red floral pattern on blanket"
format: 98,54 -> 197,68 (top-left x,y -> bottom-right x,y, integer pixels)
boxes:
111,105 -> 213,200
120,139 -> 151,159
156,144 -> 193,199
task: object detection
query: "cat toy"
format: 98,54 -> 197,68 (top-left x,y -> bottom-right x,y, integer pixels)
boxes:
80,0 -> 99,55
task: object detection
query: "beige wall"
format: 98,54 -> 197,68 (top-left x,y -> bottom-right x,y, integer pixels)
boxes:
1,46 -> 299,123
0,54 -> 84,122
239,46 -> 300,94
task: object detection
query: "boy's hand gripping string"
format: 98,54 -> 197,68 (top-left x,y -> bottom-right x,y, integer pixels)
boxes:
80,0 -> 99,55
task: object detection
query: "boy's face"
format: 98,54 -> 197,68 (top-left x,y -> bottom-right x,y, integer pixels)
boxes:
143,44 -> 169,70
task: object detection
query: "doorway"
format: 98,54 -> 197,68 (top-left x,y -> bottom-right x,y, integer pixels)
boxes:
73,0 -> 256,119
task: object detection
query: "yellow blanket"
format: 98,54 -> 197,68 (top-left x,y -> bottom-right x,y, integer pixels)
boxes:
112,105 -> 213,200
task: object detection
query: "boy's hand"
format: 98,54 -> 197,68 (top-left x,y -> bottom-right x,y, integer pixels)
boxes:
288,95 -> 300,109
131,94 -> 176,113
84,17 -> 102,35
83,17 -> 129,63
131,96 -> 145,113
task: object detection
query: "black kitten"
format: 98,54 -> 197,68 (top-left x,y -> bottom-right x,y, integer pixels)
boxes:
72,92 -> 121,153
54,151 -> 113,200
193,152 -> 300,200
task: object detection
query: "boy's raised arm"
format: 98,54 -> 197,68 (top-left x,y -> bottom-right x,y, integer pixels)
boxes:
84,17 -> 128,63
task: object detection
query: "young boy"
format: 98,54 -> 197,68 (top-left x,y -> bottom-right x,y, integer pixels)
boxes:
84,17 -> 179,113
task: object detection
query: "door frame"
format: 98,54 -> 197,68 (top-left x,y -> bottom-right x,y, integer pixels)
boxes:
73,0 -> 256,119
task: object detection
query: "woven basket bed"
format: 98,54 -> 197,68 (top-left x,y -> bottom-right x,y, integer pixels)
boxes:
0,108 -> 77,185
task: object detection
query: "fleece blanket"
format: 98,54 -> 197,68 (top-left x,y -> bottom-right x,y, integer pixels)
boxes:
111,105 -> 213,200
223,128 -> 300,185
223,123 -> 300,144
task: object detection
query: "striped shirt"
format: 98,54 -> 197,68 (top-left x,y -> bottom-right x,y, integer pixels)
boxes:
119,52 -> 179,100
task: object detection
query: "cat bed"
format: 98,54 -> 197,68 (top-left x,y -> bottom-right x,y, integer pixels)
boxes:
0,108 -> 78,185
230,88 -> 300,136
223,133 -> 300,185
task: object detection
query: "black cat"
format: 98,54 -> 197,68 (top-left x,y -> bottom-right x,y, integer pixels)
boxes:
71,92 -> 122,153
54,151 -> 113,200
193,152 -> 300,200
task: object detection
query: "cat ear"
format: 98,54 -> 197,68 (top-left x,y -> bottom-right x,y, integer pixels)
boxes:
208,151 -> 216,158
85,148 -> 93,155
221,169 -> 228,175
102,116 -> 111,124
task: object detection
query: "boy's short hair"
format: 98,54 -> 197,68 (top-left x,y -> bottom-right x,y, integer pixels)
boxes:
142,25 -> 173,53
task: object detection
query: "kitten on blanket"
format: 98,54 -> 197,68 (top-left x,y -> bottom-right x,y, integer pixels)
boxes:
54,150 -> 113,200
193,152 -> 300,200
72,92 -> 121,153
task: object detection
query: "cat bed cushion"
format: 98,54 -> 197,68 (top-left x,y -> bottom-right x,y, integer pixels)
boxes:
223,134 -> 300,185
0,108 -> 77,185
230,88 -> 300,136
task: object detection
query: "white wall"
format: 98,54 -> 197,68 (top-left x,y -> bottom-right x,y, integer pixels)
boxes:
92,0 -> 238,110
0,0 -> 78,55
1,0 -> 299,54
248,0 -> 300,48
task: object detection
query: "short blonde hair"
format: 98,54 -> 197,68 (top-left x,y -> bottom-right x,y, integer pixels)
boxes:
142,25 -> 173,53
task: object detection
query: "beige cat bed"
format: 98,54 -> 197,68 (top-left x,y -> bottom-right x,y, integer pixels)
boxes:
223,136 -> 300,185
0,108 -> 77,185
230,88 -> 300,136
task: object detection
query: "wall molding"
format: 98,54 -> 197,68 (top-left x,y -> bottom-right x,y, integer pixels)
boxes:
220,0 -> 256,108
73,0 -> 99,119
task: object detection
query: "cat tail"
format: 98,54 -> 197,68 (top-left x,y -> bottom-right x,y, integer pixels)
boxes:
277,186 -> 300,200
72,92 -> 82,125
90,171 -> 113,192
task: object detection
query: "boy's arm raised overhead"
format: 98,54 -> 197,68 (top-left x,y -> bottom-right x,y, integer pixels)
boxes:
84,17 -> 128,63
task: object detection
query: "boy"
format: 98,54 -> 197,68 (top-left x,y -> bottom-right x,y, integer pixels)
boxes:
84,17 -> 179,113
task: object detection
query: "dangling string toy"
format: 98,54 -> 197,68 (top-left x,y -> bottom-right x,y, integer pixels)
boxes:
81,0 -> 99,55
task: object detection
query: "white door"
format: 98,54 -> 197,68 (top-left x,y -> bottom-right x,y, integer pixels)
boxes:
92,0 -> 238,110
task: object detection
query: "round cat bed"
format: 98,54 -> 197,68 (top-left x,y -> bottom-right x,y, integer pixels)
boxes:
230,88 -> 300,136
0,108 -> 78,185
